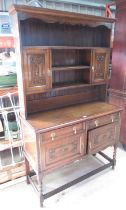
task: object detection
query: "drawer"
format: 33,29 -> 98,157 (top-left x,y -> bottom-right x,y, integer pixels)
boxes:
41,133 -> 86,171
41,122 -> 84,143
86,112 -> 119,130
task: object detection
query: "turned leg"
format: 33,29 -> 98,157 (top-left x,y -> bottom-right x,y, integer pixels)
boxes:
40,193 -> 44,208
37,172 -> 44,207
39,180 -> 44,207
112,144 -> 117,170
93,154 -> 96,156
25,157 -> 30,184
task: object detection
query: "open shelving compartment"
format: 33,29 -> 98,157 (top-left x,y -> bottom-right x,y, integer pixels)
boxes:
52,48 -> 91,88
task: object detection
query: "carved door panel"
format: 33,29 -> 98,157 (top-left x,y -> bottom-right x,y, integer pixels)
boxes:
88,123 -> 120,154
91,49 -> 110,83
41,133 -> 86,171
23,48 -> 52,94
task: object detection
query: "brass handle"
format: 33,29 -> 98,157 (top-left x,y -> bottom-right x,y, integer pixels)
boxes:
95,120 -> 99,127
50,132 -> 56,141
92,66 -> 95,72
73,126 -> 77,134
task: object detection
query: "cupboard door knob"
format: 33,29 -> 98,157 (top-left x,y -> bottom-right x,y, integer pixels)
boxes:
73,126 -> 77,134
111,115 -> 114,122
48,69 -> 52,77
50,132 -> 56,141
95,120 -> 99,127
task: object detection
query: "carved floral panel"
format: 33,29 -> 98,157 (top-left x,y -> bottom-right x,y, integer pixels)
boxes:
28,54 -> 46,87
94,53 -> 106,80
88,123 -> 117,154
24,48 -> 52,94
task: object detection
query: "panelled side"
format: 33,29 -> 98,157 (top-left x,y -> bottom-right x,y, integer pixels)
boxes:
21,119 -> 37,171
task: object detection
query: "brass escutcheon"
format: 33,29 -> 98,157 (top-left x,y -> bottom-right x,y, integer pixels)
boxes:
50,132 -> 56,141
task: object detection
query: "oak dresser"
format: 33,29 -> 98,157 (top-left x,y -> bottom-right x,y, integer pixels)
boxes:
9,4 -> 122,207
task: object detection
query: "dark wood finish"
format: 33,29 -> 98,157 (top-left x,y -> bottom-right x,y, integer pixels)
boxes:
41,132 -> 86,171
91,48 -> 110,83
88,123 -> 119,154
52,66 -> 90,71
23,46 -> 109,95
41,122 -> 84,140
20,19 -> 111,48
26,102 -> 120,131
86,112 -> 119,130
9,4 -> 122,207
23,48 -> 52,94
26,83 -> 106,114
109,0 -> 126,147
22,101 -> 121,175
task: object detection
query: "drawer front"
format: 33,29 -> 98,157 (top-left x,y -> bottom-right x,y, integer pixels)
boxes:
41,122 -> 84,143
88,123 -> 119,154
86,112 -> 119,130
41,133 -> 86,171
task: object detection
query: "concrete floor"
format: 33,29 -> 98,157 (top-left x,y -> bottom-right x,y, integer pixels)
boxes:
0,144 -> 126,210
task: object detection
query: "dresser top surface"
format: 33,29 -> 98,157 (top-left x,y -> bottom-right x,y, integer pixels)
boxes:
26,102 -> 122,132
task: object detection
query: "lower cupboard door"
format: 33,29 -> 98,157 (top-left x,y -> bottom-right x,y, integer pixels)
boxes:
88,123 -> 118,154
41,133 -> 86,171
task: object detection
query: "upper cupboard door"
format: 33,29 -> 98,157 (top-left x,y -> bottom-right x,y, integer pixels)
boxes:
91,49 -> 110,83
23,48 -> 52,94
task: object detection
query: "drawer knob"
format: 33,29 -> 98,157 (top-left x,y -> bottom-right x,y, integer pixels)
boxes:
50,132 -> 56,141
95,120 -> 99,127
73,126 -> 77,134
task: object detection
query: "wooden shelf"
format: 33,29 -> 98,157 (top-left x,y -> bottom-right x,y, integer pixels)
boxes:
53,82 -> 106,91
53,82 -> 89,89
23,46 -> 110,50
52,65 -> 90,71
